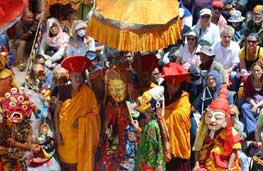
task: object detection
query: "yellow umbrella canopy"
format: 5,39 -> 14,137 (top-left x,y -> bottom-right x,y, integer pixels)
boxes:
87,0 -> 182,51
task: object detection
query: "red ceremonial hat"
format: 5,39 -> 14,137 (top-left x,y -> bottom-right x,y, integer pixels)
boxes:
132,54 -> 159,73
61,56 -> 92,73
161,62 -> 189,84
208,87 -> 241,157
212,0 -> 224,9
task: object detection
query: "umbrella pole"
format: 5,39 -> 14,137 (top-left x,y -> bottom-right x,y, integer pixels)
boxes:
25,14 -> 44,75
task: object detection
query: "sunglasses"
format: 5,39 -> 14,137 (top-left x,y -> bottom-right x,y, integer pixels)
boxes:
212,7 -> 223,11
201,15 -> 211,19
247,40 -> 258,44
187,37 -> 196,41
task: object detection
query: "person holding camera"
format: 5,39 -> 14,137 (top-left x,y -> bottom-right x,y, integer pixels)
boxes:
13,9 -> 38,71
192,70 -> 233,115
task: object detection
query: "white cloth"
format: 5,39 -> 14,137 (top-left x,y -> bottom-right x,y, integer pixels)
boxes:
192,22 -> 220,46
212,40 -> 240,69
178,44 -> 201,66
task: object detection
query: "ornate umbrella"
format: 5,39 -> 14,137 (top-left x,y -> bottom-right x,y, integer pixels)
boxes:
0,0 -> 28,34
87,0 -> 182,51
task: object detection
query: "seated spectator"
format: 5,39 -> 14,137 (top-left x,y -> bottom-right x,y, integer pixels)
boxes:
176,30 -> 201,69
197,46 -> 226,83
241,62 -> 263,139
230,104 -> 245,139
192,70 -> 233,115
230,104 -> 249,171
39,18 -> 69,69
179,3 -> 193,30
255,109 -> 263,144
192,0 -> 213,24
193,8 -> 221,46
66,20 -> 95,57
239,33 -> 263,75
13,9 -> 37,71
227,10 -> 245,44
244,5 -> 263,47
212,26 -> 240,90
211,0 -> 227,32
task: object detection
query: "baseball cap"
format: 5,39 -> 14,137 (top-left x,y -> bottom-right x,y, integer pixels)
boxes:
200,8 -> 212,16
196,46 -> 215,57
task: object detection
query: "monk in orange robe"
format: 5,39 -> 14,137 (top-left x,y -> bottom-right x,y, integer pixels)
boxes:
55,56 -> 100,171
161,63 -> 192,171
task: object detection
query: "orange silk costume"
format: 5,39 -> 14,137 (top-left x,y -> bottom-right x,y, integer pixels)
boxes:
199,128 -> 241,171
57,85 -> 101,171
164,91 -> 191,159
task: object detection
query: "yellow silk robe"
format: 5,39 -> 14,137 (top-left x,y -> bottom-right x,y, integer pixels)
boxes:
164,91 -> 191,159
57,85 -> 101,171
199,128 -> 241,171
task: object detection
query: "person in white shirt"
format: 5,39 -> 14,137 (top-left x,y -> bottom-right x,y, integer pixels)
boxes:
193,8 -> 221,46
176,30 -> 201,69
212,26 -> 240,90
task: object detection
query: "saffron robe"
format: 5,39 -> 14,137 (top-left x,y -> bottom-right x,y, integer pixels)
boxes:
57,85 -> 100,171
164,92 -> 191,159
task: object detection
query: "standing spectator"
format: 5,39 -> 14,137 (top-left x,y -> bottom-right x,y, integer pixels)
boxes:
161,63 -> 191,171
212,26 -> 240,89
228,10 -> 245,44
197,46 -> 227,84
55,56 -> 100,171
13,9 -> 37,70
211,0 -> 227,32
241,62 -> 263,139
176,30 -> 201,69
239,33 -> 263,74
245,5 -> 263,47
193,8 -> 221,46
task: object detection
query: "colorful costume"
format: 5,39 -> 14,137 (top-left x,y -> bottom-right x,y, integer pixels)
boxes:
0,46 -> 17,97
97,65 -> 138,171
0,88 -> 36,171
57,56 -> 100,171
135,86 -> 166,171
193,88 -> 242,171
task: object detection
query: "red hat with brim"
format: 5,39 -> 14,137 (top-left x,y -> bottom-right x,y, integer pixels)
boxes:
132,54 -> 159,73
161,63 -> 190,84
61,56 -> 92,73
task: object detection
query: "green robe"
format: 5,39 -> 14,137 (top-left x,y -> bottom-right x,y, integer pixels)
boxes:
135,119 -> 166,171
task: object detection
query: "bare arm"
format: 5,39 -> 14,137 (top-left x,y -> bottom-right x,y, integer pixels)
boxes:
227,151 -> 236,169
54,96 -> 63,144
255,125 -> 262,142
193,151 -> 201,171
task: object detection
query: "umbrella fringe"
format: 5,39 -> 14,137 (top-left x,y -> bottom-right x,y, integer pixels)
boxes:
87,16 -> 182,51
